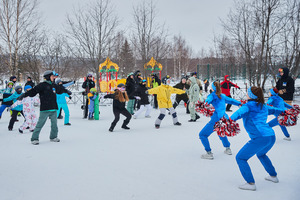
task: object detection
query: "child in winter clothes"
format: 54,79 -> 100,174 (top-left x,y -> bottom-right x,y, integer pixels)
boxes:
147,78 -> 185,129
3,85 -> 24,131
187,76 -> 201,122
19,70 -> 71,145
88,88 -> 97,120
133,79 -> 152,119
11,85 -> 40,133
104,83 -> 131,132
0,81 -> 14,118
55,79 -> 71,125
267,88 -> 292,140
230,86 -> 284,191
199,81 -> 241,160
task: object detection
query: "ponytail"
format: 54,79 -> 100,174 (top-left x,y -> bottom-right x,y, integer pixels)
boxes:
214,81 -> 222,99
250,86 -> 264,108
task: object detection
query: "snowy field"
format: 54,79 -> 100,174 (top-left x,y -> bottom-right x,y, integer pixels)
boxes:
0,101 -> 300,200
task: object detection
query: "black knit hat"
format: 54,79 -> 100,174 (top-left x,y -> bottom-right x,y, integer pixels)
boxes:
117,83 -> 125,87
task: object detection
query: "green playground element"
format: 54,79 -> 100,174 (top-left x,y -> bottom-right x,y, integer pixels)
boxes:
94,93 -> 100,120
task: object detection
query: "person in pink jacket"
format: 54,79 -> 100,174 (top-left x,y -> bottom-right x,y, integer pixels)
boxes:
11,85 -> 40,133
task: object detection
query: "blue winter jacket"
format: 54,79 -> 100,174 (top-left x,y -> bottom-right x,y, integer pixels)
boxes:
3,92 -> 23,111
231,100 -> 284,139
267,95 -> 292,113
205,92 -> 241,119
56,93 -> 70,104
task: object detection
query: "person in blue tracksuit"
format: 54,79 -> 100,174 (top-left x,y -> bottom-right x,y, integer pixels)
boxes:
3,85 -> 24,131
230,86 -> 284,191
56,79 -> 71,125
0,81 -> 14,118
267,88 -> 292,141
199,81 -> 241,160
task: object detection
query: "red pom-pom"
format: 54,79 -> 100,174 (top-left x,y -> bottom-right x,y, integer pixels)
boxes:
195,101 -> 215,117
213,117 -> 240,137
240,100 -> 247,105
278,104 -> 300,126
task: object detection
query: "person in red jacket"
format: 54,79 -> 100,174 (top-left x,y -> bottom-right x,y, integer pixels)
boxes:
221,75 -> 240,112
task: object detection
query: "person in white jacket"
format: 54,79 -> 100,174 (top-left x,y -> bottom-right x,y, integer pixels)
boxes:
11,85 -> 40,133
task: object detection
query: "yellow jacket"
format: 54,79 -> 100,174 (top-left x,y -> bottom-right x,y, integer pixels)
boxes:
148,85 -> 185,108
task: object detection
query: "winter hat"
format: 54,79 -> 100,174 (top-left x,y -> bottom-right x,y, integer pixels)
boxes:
127,72 -> 134,77
7,81 -> 14,86
43,70 -> 54,81
15,85 -> 22,94
248,87 -> 258,99
270,88 -> 279,96
90,88 -> 97,93
24,85 -> 32,91
117,83 -> 125,88
87,73 -> 93,77
27,77 -> 32,80
55,78 -> 62,84
10,75 -> 17,81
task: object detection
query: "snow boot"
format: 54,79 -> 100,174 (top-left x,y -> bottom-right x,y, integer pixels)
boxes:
283,137 -> 291,141
155,124 -> 160,129
174,122 -> 181,126
188,119 -> 196,122
64,123 -> 71,126
121,125 -> 130,130
18,128 -> 23,134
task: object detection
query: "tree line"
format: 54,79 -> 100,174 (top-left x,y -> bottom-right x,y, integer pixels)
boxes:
0,0 -> 299,90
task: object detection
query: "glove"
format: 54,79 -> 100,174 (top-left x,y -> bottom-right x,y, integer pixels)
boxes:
135,96 -> 141,100
17,93 -> 25,101
145,91 -> 148,94
66,89 -> 72,95
73,80 -> 76,84
238,87 -> 241,89
69,96 -> 72,100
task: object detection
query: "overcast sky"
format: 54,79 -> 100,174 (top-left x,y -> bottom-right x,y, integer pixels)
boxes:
39,0 -> 235,54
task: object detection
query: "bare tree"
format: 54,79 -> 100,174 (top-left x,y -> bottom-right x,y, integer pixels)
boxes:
65,0 -> 119,90
171,34 -> 193,79
131,0 -> 169,75
0,0 -> 40,78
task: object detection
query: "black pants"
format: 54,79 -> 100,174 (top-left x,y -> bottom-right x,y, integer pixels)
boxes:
153,94 -> 158,109
173,98 -> 190,113
110,109 -> 132,129
9,110 -> 24,130
84,96 -> 89,118
226,95 -> 232,111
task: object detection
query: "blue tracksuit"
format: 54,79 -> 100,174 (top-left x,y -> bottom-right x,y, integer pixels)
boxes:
199,92 -> 241,152
3,92 -> 23,111
231,101 -> 284,183
56,93 -> 70,124
267,95 -> 292,138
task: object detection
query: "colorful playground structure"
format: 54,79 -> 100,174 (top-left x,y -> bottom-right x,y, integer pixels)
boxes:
98,57 -> 163,93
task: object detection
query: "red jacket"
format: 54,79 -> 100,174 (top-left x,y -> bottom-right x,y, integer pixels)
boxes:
221,75 -> 239,96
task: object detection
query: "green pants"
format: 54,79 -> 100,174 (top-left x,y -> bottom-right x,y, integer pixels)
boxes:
31,111 -> 58,141
127,99 -> 135,114
189,102 -> 196,120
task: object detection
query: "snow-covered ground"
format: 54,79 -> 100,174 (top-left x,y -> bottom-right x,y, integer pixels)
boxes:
0,101 -> 300,200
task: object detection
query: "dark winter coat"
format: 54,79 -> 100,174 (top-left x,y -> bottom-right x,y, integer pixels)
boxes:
125,77 -> 136,99
275,67 -> 295,101
221,75 -> 239,96
25,80 -> 35,88
104,93 -> 127,111
82,79 -> 95,93
135,84 -> 150,105
173,81 -> 190,101
24,81 -> 69,111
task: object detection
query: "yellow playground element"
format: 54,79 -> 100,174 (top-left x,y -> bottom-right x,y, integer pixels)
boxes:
99,57 -> 120,93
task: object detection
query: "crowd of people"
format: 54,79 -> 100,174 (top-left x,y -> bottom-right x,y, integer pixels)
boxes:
0,67 -> 297,191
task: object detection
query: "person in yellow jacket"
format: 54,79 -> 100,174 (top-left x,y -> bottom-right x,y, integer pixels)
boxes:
147,78 -> 186,129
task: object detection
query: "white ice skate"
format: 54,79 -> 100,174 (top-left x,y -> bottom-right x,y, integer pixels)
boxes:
265,176 -> 279,183
238,183 -> 256,191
